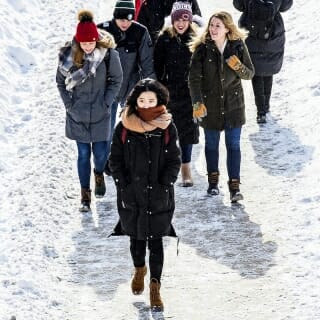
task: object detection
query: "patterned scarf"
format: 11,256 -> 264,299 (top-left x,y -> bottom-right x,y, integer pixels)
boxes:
121,106 -> 172,133
58,42 -> 107,91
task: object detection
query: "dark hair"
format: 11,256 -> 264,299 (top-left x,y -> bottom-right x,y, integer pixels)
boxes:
125,79 -> 170,116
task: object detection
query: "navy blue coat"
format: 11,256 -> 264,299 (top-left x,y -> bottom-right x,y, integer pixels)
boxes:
233,0 -> 293,76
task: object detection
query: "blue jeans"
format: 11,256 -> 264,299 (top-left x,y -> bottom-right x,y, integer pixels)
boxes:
180,144 -> 193,163
204,127 -> 242,180
76,141 -> 108,189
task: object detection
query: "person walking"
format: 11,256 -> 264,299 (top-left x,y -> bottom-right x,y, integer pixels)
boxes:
154,2 -> 199,187
137,0 -> 202,44
233,0 -> 293,123
109,79 -> 181,311
97,0 -> 155,164
56,10 -> 122,211
188,11 -> 254,202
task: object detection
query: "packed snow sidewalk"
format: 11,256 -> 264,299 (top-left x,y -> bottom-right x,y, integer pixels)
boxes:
1,0 -> 320,319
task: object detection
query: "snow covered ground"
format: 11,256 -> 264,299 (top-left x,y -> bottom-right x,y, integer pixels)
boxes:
0,0 -> 319,319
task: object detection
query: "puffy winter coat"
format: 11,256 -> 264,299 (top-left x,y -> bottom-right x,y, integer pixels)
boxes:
154,27 -> 199,145
188,40 -> 254,131
109,122 -> 181,240
56,45 -> 122,143
97,19 -> 155,105
233,0 -> 293,76
138,0 -> 202,44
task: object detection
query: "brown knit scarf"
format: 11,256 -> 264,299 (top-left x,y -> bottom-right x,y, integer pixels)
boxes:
136,105 -> 166,121
121,105 -> 172,133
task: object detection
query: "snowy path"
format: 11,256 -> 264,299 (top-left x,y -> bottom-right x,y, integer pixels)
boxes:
1,0 -> 320,319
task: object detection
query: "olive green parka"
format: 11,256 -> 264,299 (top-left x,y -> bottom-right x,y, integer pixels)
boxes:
188,39 -> 254,130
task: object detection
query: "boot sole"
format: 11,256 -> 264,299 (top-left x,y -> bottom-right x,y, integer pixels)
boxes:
231,194 -> 244,203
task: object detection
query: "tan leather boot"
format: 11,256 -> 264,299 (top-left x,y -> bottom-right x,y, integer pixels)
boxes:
228,179 -> 244,203
131,265 -> 147,295
181,162 -> 193,187
79,188 -> 91,212
150,278 -> 164,311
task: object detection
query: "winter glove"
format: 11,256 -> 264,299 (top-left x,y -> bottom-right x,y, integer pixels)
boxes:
226,55 -> 242,71
193,102 -> 207,122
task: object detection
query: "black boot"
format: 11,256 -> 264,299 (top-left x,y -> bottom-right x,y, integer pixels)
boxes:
207,172 -> 219,195
257,112 -> 267,124
228,179 -> 243,203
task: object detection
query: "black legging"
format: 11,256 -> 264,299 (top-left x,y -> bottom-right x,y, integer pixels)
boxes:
130,237 -> 164,282
252,75 -> 273,114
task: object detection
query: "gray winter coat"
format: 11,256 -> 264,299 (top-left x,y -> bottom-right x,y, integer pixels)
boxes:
233,0 -> 293,76
56,48 -> 122,143
97,20 -> 155,105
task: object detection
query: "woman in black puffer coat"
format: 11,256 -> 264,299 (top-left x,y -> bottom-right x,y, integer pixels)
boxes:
109,79 -> 181,311
137,0 -> 202,44
233,0 -> 293,123
154,1 -> 199,187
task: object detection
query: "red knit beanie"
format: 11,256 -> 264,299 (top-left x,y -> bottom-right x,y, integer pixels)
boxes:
75,10 -> 99,42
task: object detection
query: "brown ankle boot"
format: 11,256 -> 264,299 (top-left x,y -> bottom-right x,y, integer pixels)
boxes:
94,169 -> 106,198
150,278 -> 164,311
80,188 -> 91,212
180,163 -> 193,187
228,179 -> 244,203
131,265 -> 147,295
207,172 -> 219,195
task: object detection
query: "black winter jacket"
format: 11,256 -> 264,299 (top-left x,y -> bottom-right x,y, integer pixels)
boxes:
233,0 -> 293,76
97,19 -> 155,105
154,28 -> 199,145
109,122 -> 181,240
138,0 -> 202,44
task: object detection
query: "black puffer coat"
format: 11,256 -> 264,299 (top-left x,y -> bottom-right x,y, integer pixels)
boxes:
109,122 -> 181,240
233,0 -> 293,76
189,40 -> 254,130
138,0 -> 202,43
154,27 -> 199,145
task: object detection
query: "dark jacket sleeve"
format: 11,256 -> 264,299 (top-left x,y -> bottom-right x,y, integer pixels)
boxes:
109,122 -> 128,188
105,49 -> 123,107
56,68 -> 72,110
188,45 -> 204,105
231,41 -> 255,80
280,0 -> 293,12
139,29 -> 156,79
153,35 -> 166,82
190,0 -> 202,16
160,123 -> 181,186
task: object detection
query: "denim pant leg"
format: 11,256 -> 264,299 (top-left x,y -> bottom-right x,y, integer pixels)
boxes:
76,142 -> 91,189
92,141 -> 108,173
204,129 -> 220,173
106,101 -> 119,156
180,144 -> 193,163
225,127 -> 241,180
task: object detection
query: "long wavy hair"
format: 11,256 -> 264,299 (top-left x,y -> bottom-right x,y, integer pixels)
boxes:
189,11 -> 248,52
125,79 -> 170,117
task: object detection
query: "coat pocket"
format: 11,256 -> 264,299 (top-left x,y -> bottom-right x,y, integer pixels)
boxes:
119,184 -> 136,210
149,184 -> 172,214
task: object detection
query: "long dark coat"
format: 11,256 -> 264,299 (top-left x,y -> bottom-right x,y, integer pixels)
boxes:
233,0 -> 293,76
109,122 -> 181,240
154,27 -> 199,145
56,47 -> 122,143
137,0 -> 202,43
188,40 -> 254,131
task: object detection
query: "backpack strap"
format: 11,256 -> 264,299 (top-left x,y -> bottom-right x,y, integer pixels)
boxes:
121,127 -> 128,144
164,127 -> 170,145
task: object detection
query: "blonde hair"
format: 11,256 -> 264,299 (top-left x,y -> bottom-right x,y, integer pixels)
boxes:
160,23 -> 198,39
73,30 -> 116,67
189,11 -> 248,52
